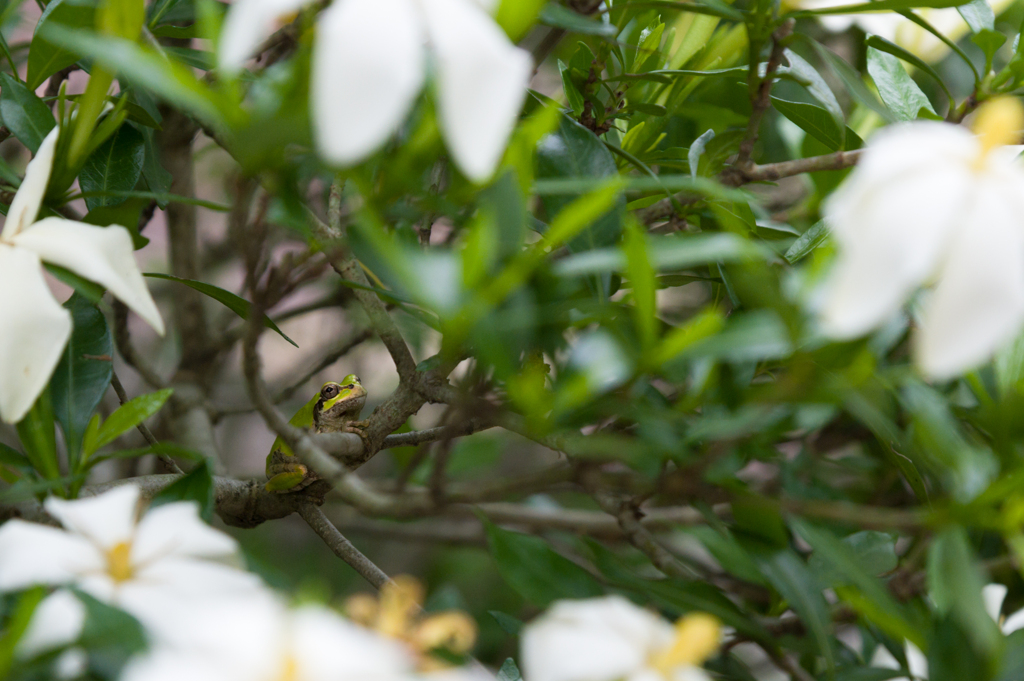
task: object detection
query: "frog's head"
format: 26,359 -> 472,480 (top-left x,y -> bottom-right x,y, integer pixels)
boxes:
313,374 -> 367,429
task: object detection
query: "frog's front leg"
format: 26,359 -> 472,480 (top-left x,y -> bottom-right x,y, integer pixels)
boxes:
343,420 -> 371,452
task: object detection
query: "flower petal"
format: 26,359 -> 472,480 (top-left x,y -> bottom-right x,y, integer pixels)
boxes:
521,596 -> 673,681
1003,607 -> 1024,634
983,583 -> 1008,623
132,501 -> 240,566
46,485 -> 140,550
292,604 -> 416,681
311,0 -> 426,166
12,218 -> 165,335
17,590 -> 86,658
0,520 -> 101,590
0,245 -> 72,424
218,0 -> 309,73
820,161 -> 970,339
1,127 -> 58,240
916,179 -> 1024,379
422,0 -> 532,182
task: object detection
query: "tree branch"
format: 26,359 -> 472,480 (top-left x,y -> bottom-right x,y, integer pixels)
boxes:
298,503 -> 392,589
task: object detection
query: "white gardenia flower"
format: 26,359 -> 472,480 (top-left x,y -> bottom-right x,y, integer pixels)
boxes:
218,0 -> 532,182
0,127 -> 164,424
0,485 -> 261,639
520,595 -> 721,681
121,597 -> 419,681
817,97 -> 1024,380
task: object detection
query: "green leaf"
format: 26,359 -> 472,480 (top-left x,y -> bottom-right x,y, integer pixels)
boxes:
143,273 -> 298,347
75,589 -> 147,663
795,521 -> 921,646
489,611 -> 524,636
50,293 -> 113,470
151,458 -> 215,521
496,658 -> 523,681
782,49 -> 845,138
772,97 -> 845,151
84,197 -> 151,249
957,0 -> 994,31
554,233 -> 762,276
536,114 -> 625,298
865,39 -> 949,113
0,72 -> 56,153
0,587 -> 45,678
558,59 -> 585,118
785,220 -> 830,263
758,549 -> 835,675
679,310 -> 793,362
27,0 -> 97,90
928,527 -> 1001,657
16,389 -> 60,481
484,520 -> 604,606
0,442 -> 31,472
496,0 -> 546,40
624,219 -> 657,350
972,28 -> 1007,67
865,47 -> 936,122
44,263 -> 106,303
812,42 -> 897,123
538,3 -> 617,36
90,388 -> 173,454
79,124 -> 146,211
38,24 -> 233,130
792,0 -> 971,14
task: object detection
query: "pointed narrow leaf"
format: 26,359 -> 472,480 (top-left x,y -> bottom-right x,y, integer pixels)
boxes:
143,273 -> 298,347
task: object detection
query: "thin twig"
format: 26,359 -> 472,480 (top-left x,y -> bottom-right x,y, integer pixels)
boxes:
298,503 -> 392,589
110,372 -> 183,475
636,149 -> 861,223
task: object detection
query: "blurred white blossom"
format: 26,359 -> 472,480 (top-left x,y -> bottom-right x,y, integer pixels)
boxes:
121,597 -> 418,681
520,595 -> 721,681
0,485 -> 260,638
817,97 -> 1024,380
0,127 -> 164,424
218,0 -> 532,182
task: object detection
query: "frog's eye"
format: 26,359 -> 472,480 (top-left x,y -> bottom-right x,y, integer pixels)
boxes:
322,385 -> 338,398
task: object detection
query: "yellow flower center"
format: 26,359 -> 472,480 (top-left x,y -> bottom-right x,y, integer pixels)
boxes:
106,541 -> 134,582
343,574 -> 478,667
278,655 -> 299,681
650,613 -> 722,673
972,96 -> 1024,166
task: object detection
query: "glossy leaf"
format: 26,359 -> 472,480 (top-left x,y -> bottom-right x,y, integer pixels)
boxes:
772,97 -> 844,151
16,389 -> 59,481
50,293 -> 113,469
79,124 -> 146,211
88,388 -> 173,454
0,72 -> 56,153
26,0 -> 97,90
538,3 -> 617,36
